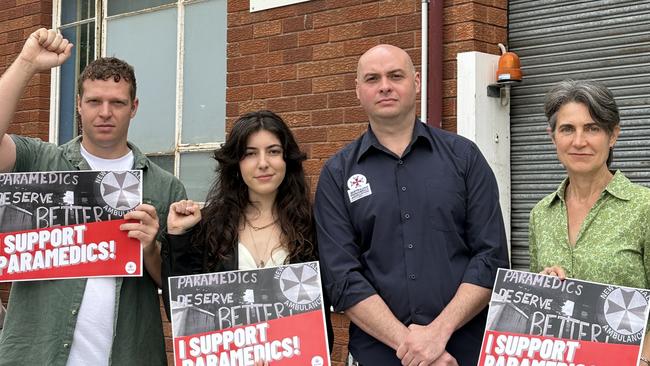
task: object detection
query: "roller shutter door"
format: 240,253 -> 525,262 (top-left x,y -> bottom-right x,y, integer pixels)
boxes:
509,0 -> 650,269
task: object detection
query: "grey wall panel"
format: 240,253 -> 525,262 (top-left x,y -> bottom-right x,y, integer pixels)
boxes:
509,0 -> 650,270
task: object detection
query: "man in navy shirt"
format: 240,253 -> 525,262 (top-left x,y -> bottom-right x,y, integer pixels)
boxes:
314,44 -> 509,365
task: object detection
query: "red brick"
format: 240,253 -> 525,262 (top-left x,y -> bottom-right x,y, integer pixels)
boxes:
442,79 -> 456,98
329,57 -> 357,75
282,46 -> 312,63
380,32 -> 415,50
227,0 -> 248,12
312,3 -> 380,28
237,100 -> 267,115
238,38 -> 269,55
329,23 -> 362,42
282,79 -> 312,96
268,65 -> 297,82
226,102 -> 239,117
239,69 -> 268,85
253,83 -> 282,99
228,11 -> 254,27
343,38 -> 377,56
297,61 -> 329,79
266,96 -> 297,112
269,33 -> 298,51
443,96 -> 456,116
227,43 -> 240,57
303,158 -> 325,176
312,43 -> 345,60
226,72 -> 239,86
361,18 -> 396,37
344,106 -> 368,123
312,109 -> 344,125
312,75 -> 353,93
297,94 -> 328,110
328,91 -> 358,108
324,0 -> 363,9
379,0 -> 417,16
254,51 -> 283,68
282,15 -> 313,33
251,5 -> 296,22
227,56 -> 254,72
327,123 -> 366,141
282,111 -> 312,127
310,141 -> 347,158
298,29 -> 329,46
396,13 -> 421,32
226,86 -> 252,102
293,126 -> 328,143
253,20 -> 282,38
228,25 -> 252,42
294,0 -> 328,15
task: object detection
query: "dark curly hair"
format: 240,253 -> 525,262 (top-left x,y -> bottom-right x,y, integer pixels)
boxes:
78,57 -> 137,101
193,110 -> 316,270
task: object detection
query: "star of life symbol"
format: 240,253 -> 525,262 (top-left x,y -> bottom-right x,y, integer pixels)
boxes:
279,264 -> 321,305
99,171 -> 141,211
603,288 -> 648,335
346,173 -> 372,203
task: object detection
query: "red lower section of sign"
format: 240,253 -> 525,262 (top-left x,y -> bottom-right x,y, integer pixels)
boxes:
174,310 -> 330,366
478,330 -> 641,366
0,219 -> 142,281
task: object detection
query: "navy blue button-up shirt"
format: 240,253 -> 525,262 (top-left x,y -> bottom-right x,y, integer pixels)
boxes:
314,119 -> 509,365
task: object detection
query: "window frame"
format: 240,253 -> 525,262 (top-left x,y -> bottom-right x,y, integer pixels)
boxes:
50,0 -> 223,187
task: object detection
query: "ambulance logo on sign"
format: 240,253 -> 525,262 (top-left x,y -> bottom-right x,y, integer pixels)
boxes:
278,264 -> 321,305
603,288 -> 647,335
99,171 -> 141,211
346,174 -> 372,203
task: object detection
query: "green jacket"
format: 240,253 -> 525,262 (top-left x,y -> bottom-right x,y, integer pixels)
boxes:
0,136 -> 186,366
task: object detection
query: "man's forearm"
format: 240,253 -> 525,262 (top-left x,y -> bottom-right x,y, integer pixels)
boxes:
0,57 -> 38,137
429,282 -> 491,334
344,294 -> 408,350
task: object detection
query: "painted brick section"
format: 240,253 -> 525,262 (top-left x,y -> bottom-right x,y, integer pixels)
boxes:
227,2 -> 423,364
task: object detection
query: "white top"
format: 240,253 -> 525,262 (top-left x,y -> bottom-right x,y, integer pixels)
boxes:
238,243 -> 289,270
67,145 -> 134,366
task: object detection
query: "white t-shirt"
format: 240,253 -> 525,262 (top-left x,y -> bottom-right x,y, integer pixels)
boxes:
66,145 -> 134,366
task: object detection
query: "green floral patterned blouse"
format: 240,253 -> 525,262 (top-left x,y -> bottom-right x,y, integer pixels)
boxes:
529,170 -> 650,289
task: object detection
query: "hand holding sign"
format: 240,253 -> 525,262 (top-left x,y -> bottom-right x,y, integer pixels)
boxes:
121,204 -> 159,252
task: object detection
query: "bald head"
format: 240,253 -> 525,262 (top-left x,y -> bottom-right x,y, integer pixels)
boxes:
355,44 -> 420,126
357,44 -> 416,79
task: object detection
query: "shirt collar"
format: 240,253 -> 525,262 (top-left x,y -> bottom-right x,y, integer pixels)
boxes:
546,170 -> 631,206
62,136 -> 149,170
356,118 -> 433,162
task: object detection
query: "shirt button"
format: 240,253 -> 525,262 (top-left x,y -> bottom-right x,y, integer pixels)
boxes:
404,213 -> 410,219
398,160 -> 404,165
401,186 -> 407,192
63,343 -> 70,349
408,243 -> 414,249
72,309 -> 78,315
409,274 -> 416,280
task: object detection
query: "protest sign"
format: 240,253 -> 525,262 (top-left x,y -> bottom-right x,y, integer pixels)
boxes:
0,170 -> 143,281
169,261 -> 330,366
480,268 -> 650,366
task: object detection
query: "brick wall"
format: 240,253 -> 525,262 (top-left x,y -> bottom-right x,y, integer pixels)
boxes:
442,0 -> 507,131
0,0 -> 52,314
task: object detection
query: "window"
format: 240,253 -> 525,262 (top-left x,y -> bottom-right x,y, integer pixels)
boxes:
52,0 -> 227,201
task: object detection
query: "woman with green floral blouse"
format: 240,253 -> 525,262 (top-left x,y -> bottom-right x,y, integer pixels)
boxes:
528,79 -> 650,365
